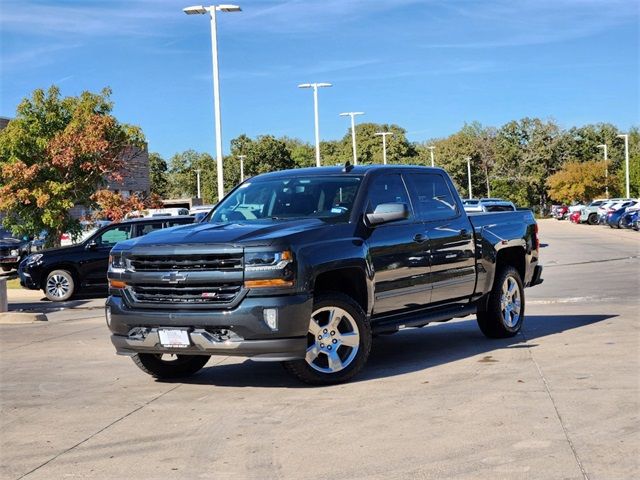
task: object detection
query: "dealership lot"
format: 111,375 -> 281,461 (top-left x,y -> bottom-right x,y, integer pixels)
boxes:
1,219 -> 638,480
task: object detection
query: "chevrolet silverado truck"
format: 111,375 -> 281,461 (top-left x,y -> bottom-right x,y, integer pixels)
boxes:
106,165 -> 543,385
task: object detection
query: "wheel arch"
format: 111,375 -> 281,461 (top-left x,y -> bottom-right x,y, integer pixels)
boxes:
313,265 -> 371,316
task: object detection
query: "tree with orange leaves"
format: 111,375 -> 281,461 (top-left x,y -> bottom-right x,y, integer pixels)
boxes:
0,86 -> 144,247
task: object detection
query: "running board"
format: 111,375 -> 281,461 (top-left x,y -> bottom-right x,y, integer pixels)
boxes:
371,303 -> 477,334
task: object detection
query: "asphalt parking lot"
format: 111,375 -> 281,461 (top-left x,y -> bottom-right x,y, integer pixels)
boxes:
1,219 -> 638,480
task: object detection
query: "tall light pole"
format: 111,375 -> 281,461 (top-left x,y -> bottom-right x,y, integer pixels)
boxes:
427,145 -> 435,167
298,83 -> 332,167
617,134 -> 630,198
374,132 -> 393,164
597,144 -> 609,199
237,155 -> 246,182
195,169 -> 202,199
184,4 -> 241,202
339,111 -> 365,165
465,156 -> 473,199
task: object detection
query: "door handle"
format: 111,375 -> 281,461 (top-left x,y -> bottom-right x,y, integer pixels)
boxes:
413,233 -> 427,243
459,229 -> 469,237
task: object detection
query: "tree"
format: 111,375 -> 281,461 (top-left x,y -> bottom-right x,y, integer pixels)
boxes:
0,86 -> 144,246
547,160 -> 612,204
148,152 -> 169,198
92,190 -> 165,221
229,134 -> 296,179
166,150 -> 217,203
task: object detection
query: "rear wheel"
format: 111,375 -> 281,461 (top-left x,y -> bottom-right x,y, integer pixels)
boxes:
477,266 -> 525,338
587,213 -> 597,225
44,269 -> 75,302
132,353 -> 210,379
283,293 -> 371,385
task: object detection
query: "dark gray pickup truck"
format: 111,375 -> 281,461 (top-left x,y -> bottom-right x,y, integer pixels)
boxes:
106,165 -> 542,385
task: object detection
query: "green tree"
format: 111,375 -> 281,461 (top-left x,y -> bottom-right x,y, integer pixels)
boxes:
166,150 -> 217,203
615,127 -> 640,197
0,86 -> 144,246
148,152 -> 169,198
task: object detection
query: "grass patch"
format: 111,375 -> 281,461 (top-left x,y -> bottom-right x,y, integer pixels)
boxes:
5,278 -> 21,289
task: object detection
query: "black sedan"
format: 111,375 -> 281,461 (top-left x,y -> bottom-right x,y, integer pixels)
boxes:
18,216 -> 193,301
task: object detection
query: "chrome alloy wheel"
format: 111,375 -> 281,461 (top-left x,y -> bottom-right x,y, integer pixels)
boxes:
500,276 -> 521,328
305,306 -> 360,374
46,274 -> 71,300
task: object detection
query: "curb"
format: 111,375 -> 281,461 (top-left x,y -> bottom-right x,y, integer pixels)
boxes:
0,312 -> 48,324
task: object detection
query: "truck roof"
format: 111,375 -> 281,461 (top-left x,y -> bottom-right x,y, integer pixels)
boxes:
250,164 -> 446,181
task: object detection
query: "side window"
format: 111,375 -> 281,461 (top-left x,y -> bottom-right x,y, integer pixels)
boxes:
137,222 -> 163,237
405,173 -> 458,221
96,226 -> 132,247
367,174 -> 411,213
167,219 -> 190,227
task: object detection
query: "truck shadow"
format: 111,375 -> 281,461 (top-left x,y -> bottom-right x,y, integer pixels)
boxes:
174,313 -> 616,388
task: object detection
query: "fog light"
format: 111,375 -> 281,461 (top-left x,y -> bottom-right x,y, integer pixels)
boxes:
263,308 -> 278,331
105,306 -> 112,327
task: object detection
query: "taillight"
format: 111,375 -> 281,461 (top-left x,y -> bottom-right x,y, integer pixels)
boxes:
534,223 -> 539,250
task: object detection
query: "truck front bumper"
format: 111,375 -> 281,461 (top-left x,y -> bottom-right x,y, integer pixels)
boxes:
106,293 -> 312,361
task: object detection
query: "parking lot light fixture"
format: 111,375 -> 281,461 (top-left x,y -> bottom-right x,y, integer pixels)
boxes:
298,83 -> 332,167
340,112 -> 365,165
374,132 -> 393,164
183,4 -> 241,202
428,145 -> 435,167
466,156 -> 472,199
597,144 -> 609,199
237,155 -> 246,182
616,134 -> 630,198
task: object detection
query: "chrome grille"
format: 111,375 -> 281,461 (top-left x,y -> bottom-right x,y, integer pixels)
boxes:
128,283 -> 242,305
129,254 -> 242,272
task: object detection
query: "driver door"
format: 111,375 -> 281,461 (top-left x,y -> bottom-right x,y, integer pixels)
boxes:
82,225 -> 133,287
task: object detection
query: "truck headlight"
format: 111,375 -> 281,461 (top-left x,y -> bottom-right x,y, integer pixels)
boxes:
109,253 -> 126,272
10,249 -> 19,257
244,250 -> 294,289
244,251 -> 292,271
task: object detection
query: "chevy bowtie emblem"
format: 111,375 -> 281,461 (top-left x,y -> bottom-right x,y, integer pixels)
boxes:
161,272 -> 187,283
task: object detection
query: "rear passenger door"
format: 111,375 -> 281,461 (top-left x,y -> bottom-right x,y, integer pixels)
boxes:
404,172 -> 476,305
366,173 -> 431,316
134,221 -> 164,238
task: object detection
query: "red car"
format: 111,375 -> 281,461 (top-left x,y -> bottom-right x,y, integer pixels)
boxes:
553,205 -> 569,220
569,211 -> 581,223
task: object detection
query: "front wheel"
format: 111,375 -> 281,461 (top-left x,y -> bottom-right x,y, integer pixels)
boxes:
44,269 -> 75,302
132,353 -> 210,379
477,266 -> 525,338
283,293 -> 372,385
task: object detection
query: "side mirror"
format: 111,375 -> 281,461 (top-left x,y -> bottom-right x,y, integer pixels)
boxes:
365,203 -> 409,226
86,240 -> 99,249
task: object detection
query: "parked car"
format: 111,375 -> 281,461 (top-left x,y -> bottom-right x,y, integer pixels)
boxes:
552,205 -> 569,220
463,198 -> 516,213
569,211 -> 581,223
607,202 -> 638,228
106,165 -> 542,385
0,228 -> 31,272
602,200 -> 637,225
597,199 -> 634,224
620,207 -> 640,229
18,216 -> 194,301
580,199 -> 607,224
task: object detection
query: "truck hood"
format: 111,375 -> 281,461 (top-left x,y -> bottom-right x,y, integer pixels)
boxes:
116,219 -> 330,250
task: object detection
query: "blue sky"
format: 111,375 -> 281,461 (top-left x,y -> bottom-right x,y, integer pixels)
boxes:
1,0 -> 638,159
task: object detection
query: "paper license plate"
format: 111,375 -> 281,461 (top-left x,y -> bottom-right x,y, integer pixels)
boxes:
158,329 -> 190,348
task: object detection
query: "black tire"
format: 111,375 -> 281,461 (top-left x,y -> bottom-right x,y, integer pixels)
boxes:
282,292 -> 372,385
1,266 -> 11,272
132,353 -> 210,379
587,213 -> 597,225
477,266 -> 525,338
43,269 -> 75,302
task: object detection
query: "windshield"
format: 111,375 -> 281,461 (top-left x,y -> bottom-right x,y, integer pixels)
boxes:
210,176 -> 362,223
